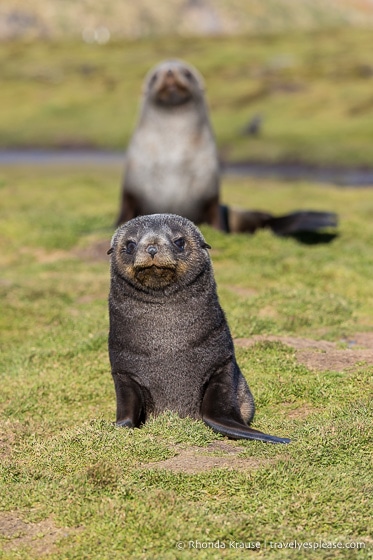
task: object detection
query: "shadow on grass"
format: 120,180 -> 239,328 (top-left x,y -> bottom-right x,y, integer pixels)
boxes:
287,232 -> 339,245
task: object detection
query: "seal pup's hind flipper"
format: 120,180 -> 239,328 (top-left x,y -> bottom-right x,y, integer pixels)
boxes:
201,373 -> 290,444
202,417 -> 291,444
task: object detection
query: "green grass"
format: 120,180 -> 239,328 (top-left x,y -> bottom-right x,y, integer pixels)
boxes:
0,165 -> 372,558
1,27 -> 373,165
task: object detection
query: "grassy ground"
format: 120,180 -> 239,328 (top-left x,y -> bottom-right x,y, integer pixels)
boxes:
0,165 -> 372,558
1,27 -> 373,165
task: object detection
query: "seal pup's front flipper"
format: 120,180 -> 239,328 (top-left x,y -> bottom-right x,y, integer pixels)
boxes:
112,374 -> 145,428
201,375 -> 290,444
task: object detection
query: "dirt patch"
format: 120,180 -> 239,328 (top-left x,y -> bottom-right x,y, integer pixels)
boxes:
235,335 -> 337,351
142,441 -> 276,474
282,403 -> 319,420
20,247 -> 72,264
0,420 -> 32,461
73,239 -> 111,262
297,349 -> 373,372
349,332 -> 373,348
0,431 -> 17,461
18,239 -> 112,265
235,333 -> 373,371
258,306 -> 279,319
0,425 -> 17,460
227,285 -> 258,298
0,512 -> 83,556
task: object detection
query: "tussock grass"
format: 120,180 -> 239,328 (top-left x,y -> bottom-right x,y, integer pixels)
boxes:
0,166 -> 372,558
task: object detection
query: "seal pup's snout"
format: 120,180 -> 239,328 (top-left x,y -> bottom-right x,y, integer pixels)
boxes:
147,245 -> 158,258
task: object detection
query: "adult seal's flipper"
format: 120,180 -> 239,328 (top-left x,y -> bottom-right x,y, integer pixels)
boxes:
268,210 -> 338,236
225,206 -> 338,236
201,374 -> 290,444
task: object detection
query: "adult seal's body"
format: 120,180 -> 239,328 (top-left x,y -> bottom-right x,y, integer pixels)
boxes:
108,213 -> 290,444
116,60 -> 221,229
116,59 -> 337,237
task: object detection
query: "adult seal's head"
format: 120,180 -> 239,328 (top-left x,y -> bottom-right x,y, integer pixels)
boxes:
142,59 -> 205,109
108,213 -> 211,293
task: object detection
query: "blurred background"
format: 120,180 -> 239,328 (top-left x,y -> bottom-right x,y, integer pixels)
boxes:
1,0 -> 373,171
2,0 -> 373,40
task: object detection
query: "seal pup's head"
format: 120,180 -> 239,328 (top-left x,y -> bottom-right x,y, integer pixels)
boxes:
108,214 -> 211,293
143,60 -> 205,108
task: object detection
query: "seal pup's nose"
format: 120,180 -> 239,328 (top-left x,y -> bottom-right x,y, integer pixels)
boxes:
147,245 -> 158,258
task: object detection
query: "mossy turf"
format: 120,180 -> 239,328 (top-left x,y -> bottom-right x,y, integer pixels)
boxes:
0,166 -> 372,558
1,27 -> 373,165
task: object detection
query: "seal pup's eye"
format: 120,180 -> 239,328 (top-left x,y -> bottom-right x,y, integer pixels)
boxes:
124,240 -> 137,254
173,237 -> 185,251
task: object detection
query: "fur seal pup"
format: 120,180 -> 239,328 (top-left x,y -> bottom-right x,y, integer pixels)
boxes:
116,59 -> 337,237
108,213 -> 290,444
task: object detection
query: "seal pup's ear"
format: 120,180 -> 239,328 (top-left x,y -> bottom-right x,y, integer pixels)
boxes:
108,231 -> 118,255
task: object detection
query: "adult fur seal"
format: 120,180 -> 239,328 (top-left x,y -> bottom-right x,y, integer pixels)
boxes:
116,59 -> 337,237
116,59 -> 221,229
108,213 -> 290,444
